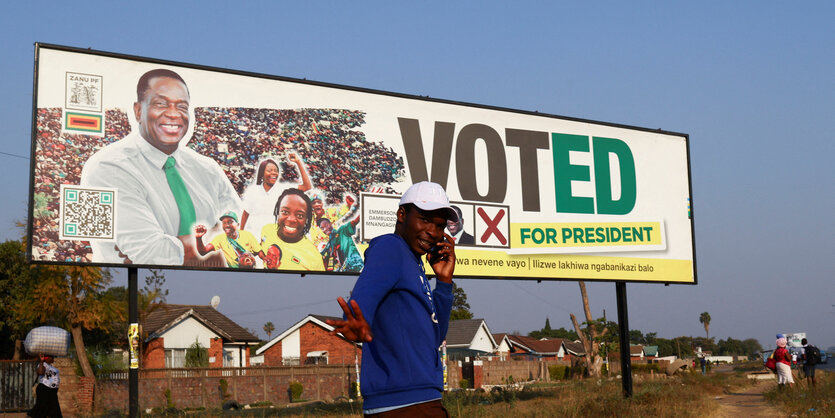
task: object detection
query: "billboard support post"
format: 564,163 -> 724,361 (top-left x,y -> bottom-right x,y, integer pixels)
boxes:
129,267 -> 138,417
616,282 -> 633,398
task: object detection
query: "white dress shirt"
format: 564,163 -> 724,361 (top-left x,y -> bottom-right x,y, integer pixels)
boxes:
81,133 -> 241,265
241,182 -> 282,235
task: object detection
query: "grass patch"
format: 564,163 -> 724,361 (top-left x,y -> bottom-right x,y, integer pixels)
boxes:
764,370 -> 834,416
146,372 -> 755,417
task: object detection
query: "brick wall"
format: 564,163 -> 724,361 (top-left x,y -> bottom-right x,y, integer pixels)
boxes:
53,357 -> 94,416
144,338 -> 165,369
260,322 -> 361,366
298,322 -> 361,365
209,338 -> 223,368
94,366 -> 355,413
443,358 -> 570,389
263,342 -> 283,366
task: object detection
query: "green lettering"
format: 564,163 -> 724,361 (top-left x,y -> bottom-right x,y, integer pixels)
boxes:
553,133 -> 593,214
593,137 -> 636,215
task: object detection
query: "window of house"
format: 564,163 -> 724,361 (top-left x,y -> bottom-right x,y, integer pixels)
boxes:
282,356 -> 300,366
223,349 -> 235,367
305,351 -> 328,365
165,349 -> 186,368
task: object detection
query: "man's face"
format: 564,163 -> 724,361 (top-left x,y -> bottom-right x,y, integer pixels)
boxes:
221,217 -> 238,238
318,218 -> 333,235
397,205 -> 447,256
265,245 -> 281,268
263,163 -> 279,186
446,218 -> 463,236
276,194 -> 308,243
312,199 -> 324,218
134,76 -> 190,154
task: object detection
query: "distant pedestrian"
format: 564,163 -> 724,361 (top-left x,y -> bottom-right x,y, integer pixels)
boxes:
774,334 -> 794,389
800,338 -> 818,387
699,356 -> 706,375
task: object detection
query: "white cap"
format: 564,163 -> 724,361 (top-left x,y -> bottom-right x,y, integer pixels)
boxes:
399,181 -> 459,222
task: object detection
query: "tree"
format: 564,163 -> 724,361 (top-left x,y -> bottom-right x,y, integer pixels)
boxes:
699,312 -> 711,339
570,282 -> 609,377
718,337 -> 745,356
0,240 -> 40,359
741,338 -> 764,357
450,282 -> 473,320
528,317 -> 579,340
263,322 -> 275,339
14,264 -> 121,377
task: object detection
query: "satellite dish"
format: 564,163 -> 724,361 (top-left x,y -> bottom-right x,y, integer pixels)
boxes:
210,296 -> 220,309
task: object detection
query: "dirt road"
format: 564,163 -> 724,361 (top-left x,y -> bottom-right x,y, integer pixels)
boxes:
713,380 -> 780,417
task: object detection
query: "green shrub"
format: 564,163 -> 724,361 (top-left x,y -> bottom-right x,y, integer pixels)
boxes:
185,338 -> 208,368
570,363 -> 587,378
631,363 -> 662,374
289,381 -> 304,401
219,379 -> 229,399
164,388 -> 174,409
459,378 -> 470,389
549,365 -> 571,380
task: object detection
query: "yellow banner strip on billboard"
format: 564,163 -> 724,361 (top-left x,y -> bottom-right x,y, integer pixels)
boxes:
355,244 -> 693,283
511,222 -> 662,248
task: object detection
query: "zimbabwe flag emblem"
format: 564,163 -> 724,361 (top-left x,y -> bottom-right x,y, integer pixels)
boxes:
65,112 -> 103,133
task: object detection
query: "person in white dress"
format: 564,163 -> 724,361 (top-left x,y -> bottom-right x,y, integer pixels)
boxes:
239,153 -> 312,236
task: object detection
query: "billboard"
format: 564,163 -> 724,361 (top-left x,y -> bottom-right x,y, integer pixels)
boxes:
28,44 -> 696,283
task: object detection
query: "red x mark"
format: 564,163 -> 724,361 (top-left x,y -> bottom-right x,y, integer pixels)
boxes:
477,207 -> 507,245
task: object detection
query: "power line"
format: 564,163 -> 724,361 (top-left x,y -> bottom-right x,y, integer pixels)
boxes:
0,151 -> 29,160
226,297 -> 335,317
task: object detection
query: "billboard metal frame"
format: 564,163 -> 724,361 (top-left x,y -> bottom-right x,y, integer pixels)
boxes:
27,43 -> 697,285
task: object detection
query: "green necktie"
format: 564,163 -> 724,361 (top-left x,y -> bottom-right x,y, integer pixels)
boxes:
163,156 -> 196,236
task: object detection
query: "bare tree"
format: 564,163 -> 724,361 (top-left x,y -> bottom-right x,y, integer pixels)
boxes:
570,282 -> 608,377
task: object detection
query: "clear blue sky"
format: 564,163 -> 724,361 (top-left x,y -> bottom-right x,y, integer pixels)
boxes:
2,2 -> 833,350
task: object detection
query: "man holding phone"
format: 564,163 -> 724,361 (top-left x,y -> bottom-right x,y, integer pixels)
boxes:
327,181 -> 457,417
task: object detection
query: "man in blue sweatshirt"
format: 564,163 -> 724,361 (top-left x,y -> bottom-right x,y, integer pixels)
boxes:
328,181 -> 457,417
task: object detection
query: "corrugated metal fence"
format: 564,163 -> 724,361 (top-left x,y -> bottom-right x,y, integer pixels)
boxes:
0,360 -> 38,412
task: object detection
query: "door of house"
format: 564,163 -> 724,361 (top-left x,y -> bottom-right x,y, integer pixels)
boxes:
0,360 -> 37,412
461,360 -> 475,388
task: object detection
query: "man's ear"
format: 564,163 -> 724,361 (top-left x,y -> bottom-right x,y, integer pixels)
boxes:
133,101 -> 142,124
396,206 -> 406,223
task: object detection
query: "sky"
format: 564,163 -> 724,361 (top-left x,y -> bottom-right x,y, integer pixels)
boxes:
1,2 -> 833,351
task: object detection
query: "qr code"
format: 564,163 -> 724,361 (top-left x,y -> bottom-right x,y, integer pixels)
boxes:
59,185 -> 117,241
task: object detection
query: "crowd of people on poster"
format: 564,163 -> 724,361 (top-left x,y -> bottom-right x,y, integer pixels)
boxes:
31,68 -> 424,273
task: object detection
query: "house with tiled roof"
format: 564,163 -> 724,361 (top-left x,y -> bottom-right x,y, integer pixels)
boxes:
444,319 -> 498,360
492,333 -> 513,360
505,335 -> 566,360
142,304 -> 260,369
256,314 -> 361,366
562,340 -> 586,359
630,345 -> 645,359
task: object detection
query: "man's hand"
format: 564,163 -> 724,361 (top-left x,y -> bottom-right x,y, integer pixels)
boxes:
326,297 -> 373,343
429,233 -> 456,283
345,195 -> 355,207
194,224 -> 207,238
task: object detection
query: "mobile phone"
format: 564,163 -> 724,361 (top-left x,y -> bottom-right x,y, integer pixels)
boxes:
428,238 -> 448,263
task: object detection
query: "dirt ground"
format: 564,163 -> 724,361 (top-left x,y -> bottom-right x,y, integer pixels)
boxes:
713,379 -> 780,417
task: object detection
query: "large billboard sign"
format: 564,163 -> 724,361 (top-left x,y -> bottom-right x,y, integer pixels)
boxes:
28,44 -> 696,283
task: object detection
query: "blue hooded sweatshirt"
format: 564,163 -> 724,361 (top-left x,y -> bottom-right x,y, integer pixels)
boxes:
349,233 -> 452,410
